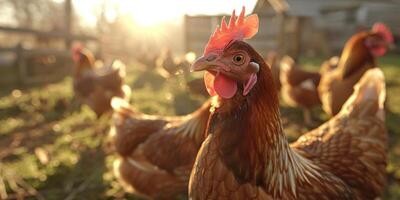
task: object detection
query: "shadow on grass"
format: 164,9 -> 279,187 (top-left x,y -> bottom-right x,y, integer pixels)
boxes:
39,147 -> 108,200
279,105 -> 326,142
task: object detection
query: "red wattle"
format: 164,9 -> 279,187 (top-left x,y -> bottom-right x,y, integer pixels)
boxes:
204,71 -> 237,99
204,71 -> 217,96
370,46 -> 387,57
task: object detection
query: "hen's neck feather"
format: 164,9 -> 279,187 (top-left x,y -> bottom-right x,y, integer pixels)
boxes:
209,48 -> 323,197
338,32 -> 375,78
75,51 -> 95,76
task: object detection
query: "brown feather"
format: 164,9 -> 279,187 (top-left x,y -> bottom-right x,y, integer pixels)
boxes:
73,49 -> 130,117
280,56 -> 321,109
189,41 -> 387,200
111,99 -> 211,198
318,31 -> 379,116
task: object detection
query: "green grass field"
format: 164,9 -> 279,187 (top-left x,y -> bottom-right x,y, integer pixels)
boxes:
0,55 -> 399,199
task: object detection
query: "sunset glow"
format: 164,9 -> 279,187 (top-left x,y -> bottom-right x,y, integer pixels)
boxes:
73,0 -> 258,28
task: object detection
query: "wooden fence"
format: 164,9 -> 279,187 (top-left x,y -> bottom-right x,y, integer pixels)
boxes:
0,45 -> 74,86
0,0 -> 98,87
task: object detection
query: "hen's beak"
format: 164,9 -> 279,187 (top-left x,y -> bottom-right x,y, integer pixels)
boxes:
190,54 -> 219,72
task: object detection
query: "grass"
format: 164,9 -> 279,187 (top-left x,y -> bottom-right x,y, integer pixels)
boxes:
0,55 -> 399,199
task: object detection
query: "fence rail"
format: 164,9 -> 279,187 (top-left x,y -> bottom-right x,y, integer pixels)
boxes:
0,45 -> 73,86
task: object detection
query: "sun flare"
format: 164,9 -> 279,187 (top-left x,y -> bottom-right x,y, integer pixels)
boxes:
121,0 -> 183,27
73,0 -> 258,28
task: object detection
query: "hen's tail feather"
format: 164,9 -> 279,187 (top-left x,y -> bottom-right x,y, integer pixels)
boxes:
280,55 -> 320,86
111,60 -> 127,77
122,85 -> 132,100
320,56 -> 339,74
111,97 -> 135,117
96,61 -> 126,90
341,68 -> 386,120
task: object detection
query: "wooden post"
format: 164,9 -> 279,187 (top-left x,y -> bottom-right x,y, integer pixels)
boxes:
15,43 -> 25,86
292,17 -> 302,61
65,0 -> 72,48
277,13 -> 287,56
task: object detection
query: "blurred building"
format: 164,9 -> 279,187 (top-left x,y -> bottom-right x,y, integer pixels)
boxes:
184,0 -> 400,58
0,0 -> 98,86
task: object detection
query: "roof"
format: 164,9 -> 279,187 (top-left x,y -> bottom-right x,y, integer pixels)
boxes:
253,0 -> 400,16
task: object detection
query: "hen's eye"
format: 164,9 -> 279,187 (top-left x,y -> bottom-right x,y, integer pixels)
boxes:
232,54 -> 245,65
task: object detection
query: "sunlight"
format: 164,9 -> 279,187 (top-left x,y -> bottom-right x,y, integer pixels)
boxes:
118,0 -> 258,27
72,0 -> 258,28
122,0 -> 184,27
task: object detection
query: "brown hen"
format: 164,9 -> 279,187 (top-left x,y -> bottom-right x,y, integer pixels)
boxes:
72,46 -> 131,117
318,23 -> 393,116
279,56 -> 323,125
110,98 -> 211,199
189,8 -> 388,199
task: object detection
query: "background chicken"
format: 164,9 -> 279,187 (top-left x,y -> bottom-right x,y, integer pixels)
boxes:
185,78 -> 209,97
279,55 -> 322,125
110,97 -> 211,199
179,52 -> 210,97
291,68 -> 387,199
156,48 -> 179,77
189,8 -> 388,199
318,23 -> 393,116
72,45 -> 131,117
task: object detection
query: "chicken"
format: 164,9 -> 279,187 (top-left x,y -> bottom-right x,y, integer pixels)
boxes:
318,23 -> 393,116
137,52 -> 157,70
186,78 -> 209,97
189,7 -> 388,199
156,48 -> 179,76
72,45 -> 131,117
110,98 -> 211,199
320,56 -> 340,75
178,52 -> 209,97
279,56 -> 322,125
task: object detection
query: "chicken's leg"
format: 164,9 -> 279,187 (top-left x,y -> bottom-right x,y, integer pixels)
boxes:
303,108 -> 316,127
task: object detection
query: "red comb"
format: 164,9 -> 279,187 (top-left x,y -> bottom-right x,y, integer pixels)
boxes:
203,6 -> 259,55
71,43 -> 83,62
372,23 -> 393,43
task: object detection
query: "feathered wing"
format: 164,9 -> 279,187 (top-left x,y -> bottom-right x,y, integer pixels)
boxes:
280,56 -> 320,86
110,97 -> 169,157
291,68 -> 388,199
111,99 -> 211,199
114,107 -> 210,199
95,60 -> 131,99
114,158 -> 188,200
73,71 -> 96,98
140,100 -> 211,172
280,56 -> 321,109
73,51 -> 131,116
96,60 -> 124,89
319,56 -> 339,75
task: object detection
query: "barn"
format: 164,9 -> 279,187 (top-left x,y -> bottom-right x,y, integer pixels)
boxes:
184,0 -> 400,59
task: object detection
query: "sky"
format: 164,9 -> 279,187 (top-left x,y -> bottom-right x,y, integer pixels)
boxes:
72,0 -> 258,27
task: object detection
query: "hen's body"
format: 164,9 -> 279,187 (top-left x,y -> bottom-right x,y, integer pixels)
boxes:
318,30 -> 388,116
280,56 -> 338,124
186,78 -> 209,97
111,99 -> 211,199
73,48 -> 130,117
279,56 -> 321,123
189,41 -> 387,200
